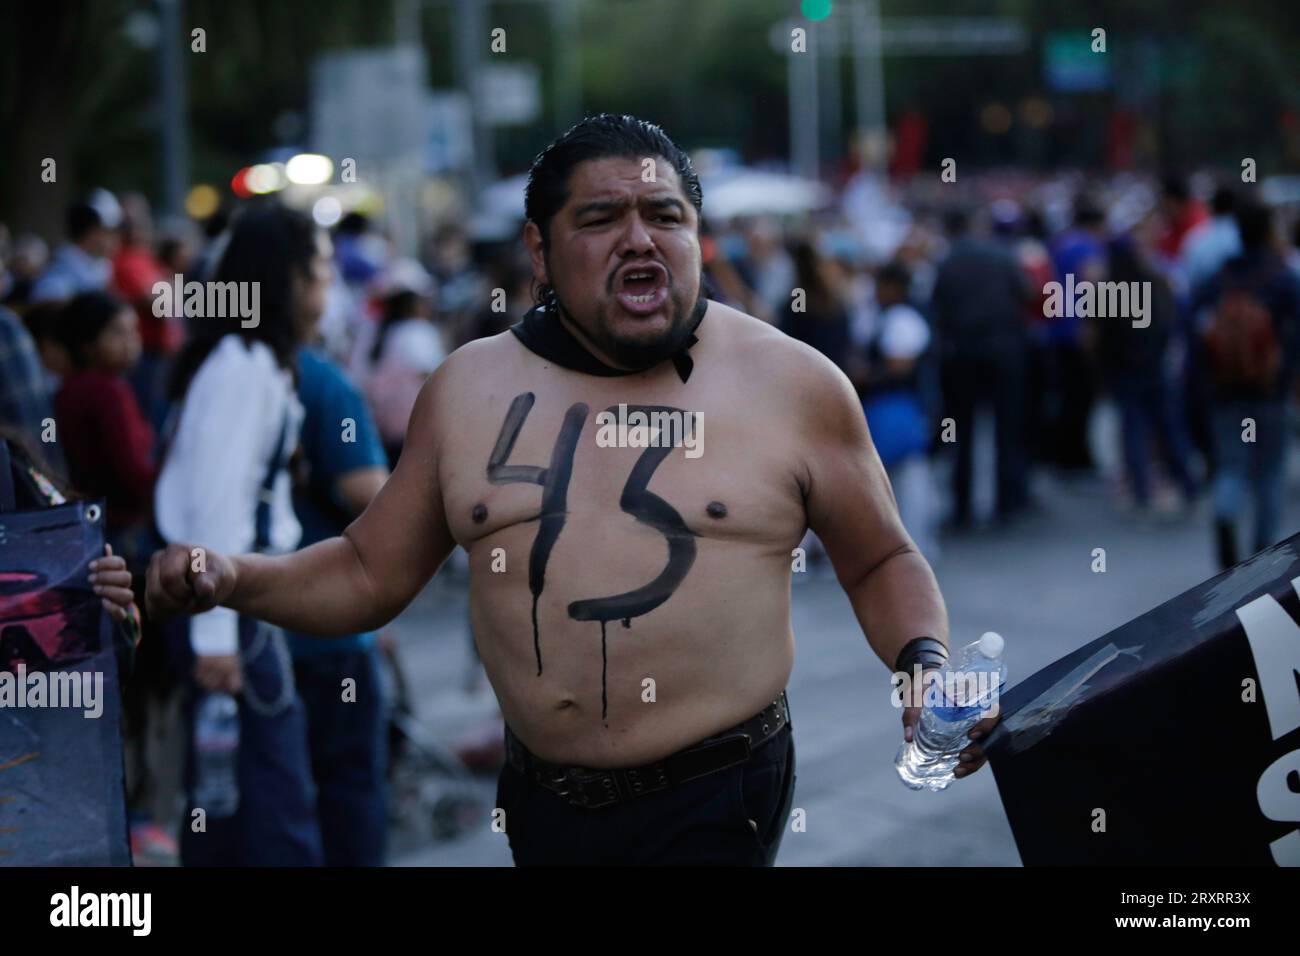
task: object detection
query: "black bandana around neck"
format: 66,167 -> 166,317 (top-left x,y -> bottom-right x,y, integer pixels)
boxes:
510,297 -> 707,384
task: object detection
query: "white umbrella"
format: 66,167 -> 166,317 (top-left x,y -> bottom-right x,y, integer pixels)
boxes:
703,171 -> 832,220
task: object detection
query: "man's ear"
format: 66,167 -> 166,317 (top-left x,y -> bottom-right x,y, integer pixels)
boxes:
523,221 -> 549,287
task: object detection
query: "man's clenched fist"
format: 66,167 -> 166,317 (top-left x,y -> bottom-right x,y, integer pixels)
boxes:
145,543 -> 237,619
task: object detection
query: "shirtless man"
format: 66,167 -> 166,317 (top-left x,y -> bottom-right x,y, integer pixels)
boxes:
147,114 -> 996,866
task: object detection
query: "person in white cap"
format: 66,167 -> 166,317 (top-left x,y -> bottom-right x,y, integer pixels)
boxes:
364,258 -> 445,464
31,189 -> 124,303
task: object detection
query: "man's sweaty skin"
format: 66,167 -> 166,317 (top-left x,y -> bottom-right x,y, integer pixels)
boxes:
149,156 -> 994,773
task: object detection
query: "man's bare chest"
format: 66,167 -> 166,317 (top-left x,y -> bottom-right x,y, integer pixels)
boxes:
441,386 -> 806,552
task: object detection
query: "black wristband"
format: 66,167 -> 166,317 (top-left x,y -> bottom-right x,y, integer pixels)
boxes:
894,637 -> 949,674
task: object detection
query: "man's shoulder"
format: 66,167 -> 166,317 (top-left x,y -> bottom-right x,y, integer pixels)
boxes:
707,299 -> 846,390
436,328 -> 522,379
410,330 -> 525,419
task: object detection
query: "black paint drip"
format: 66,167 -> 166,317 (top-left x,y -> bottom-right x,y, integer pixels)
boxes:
486,394 -> 701,724
600,620 -> 608,724
531,594 -> 541,677
486,392 -> 587,676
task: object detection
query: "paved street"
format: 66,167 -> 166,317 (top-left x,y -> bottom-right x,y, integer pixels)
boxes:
391,410 -> 1300,866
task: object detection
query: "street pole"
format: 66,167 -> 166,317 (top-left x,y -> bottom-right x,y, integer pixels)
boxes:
788,30 -> 820,180
157,0 -> 189,220
550,0 -> 581,130
821,29 -> 842,174
454,0 -> 495,196
851,0 -> 887,170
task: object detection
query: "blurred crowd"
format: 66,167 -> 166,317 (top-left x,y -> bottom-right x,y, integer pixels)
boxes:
698,171 -> 1300,568
2,164 -> 1298,865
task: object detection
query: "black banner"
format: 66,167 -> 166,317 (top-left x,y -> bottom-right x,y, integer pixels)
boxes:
985,532 -> 1300,866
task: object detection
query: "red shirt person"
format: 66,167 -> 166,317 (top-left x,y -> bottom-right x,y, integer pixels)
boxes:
52,292 -> 157,536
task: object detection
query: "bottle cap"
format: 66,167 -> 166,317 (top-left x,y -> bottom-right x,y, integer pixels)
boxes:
978,631 -> 1005,658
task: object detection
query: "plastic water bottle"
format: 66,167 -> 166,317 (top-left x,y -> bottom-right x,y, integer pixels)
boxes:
193,692 -> 240,818
895,632 -> 1006,791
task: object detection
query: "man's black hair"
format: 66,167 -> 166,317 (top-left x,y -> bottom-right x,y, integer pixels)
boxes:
66,201 -> 105,242
524,113 -> 703,252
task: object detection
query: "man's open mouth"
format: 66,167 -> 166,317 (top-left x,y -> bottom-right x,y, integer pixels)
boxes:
614,262 -> 669,315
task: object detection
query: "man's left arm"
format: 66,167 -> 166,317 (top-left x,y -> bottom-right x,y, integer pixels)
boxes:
801,359 -> 946,669
799,357 -> 995,776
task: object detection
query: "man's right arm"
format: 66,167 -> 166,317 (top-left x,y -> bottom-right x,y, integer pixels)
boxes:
147,365 -> 458,635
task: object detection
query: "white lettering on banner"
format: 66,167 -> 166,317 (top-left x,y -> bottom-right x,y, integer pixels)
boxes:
1235,573 -> 1300,865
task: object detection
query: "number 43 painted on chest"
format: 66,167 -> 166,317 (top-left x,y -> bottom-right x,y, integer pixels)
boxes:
483,391 -> 700,723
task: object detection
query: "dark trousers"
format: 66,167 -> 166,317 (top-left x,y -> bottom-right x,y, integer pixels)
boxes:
1044,340 -> 1096,471
943,345 -> 1030,522
1211,399 -> 1290,555
292,646 -> 390,866
1112,373 -> 1197,506
496,723 -> 797,866
176,619 -> 324,866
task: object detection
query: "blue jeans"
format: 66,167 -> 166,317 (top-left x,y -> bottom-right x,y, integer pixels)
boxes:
292,646 -> 390,866
177,618 -> 324,866
1112,373 -> 1197,506
1211,399 -> 1290,554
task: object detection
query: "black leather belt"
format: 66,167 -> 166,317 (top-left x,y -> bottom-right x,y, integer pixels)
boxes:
505,692 -> 791,810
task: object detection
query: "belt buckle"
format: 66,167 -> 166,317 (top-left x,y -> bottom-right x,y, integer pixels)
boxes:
719,732 -> 752,764
563,767 -> 620,809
